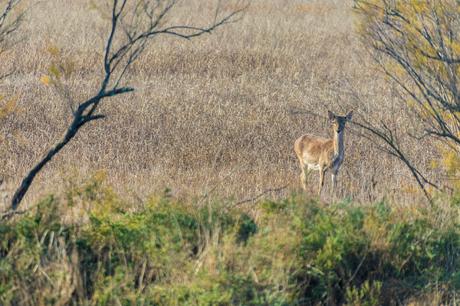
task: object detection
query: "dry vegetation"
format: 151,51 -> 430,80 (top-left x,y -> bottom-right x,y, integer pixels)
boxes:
0,0 -> 437,208
2,1 -> 460,304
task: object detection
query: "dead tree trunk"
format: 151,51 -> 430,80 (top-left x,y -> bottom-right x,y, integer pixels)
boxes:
11,122 -> 78,209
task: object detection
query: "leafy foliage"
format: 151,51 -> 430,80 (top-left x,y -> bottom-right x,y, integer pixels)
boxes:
0,179 -> 459,305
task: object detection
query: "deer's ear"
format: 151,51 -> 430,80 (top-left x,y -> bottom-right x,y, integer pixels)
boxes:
346,111 -> 353,121
328,110 -> 335,121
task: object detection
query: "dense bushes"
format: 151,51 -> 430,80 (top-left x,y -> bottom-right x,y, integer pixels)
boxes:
0,178 -> 459,305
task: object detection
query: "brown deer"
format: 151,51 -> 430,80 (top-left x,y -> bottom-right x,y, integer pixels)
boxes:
294,110 -> 353,196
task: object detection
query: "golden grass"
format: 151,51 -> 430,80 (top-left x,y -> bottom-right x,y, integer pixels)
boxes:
0,0 -> 438,209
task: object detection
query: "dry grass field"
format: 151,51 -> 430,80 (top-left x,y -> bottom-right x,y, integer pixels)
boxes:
0,0 -> 437,208
2,1 -> 460,304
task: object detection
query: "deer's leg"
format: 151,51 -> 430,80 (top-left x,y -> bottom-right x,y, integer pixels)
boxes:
331,171 -> 338,202
318,168 -> 326,196
300,163 -> 308,191
331,171 -> 337,192
300,170 -> 306,191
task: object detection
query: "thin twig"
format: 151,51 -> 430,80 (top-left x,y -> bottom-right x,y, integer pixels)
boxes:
1,209 -> 26,220
233,184 -> 288,207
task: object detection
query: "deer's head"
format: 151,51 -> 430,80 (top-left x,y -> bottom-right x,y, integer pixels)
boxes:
328,110 -> 353,134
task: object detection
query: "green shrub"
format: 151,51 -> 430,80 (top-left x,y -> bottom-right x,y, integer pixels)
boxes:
0,179 -> 459,305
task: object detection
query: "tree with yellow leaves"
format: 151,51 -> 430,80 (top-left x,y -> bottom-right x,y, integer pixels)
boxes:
355,0 -> 460,196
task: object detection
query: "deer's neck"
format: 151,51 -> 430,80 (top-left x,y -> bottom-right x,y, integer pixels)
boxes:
333,129 -> 345,158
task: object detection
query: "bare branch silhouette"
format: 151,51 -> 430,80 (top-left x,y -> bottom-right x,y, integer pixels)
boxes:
0,0 -> 24,52
11,0 -> 246,210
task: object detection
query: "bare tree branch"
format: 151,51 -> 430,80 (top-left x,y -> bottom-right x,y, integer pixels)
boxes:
0,0 -> 24,50
10,0 -> 246,210
233,184 -> 288,207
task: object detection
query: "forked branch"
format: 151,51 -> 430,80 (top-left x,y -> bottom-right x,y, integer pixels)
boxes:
10,0 -> 245,210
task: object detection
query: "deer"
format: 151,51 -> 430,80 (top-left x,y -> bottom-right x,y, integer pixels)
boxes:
294,110 -> 353,196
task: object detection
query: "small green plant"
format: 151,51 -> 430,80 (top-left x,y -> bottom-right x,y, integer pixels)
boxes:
345,280 -> 382,306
